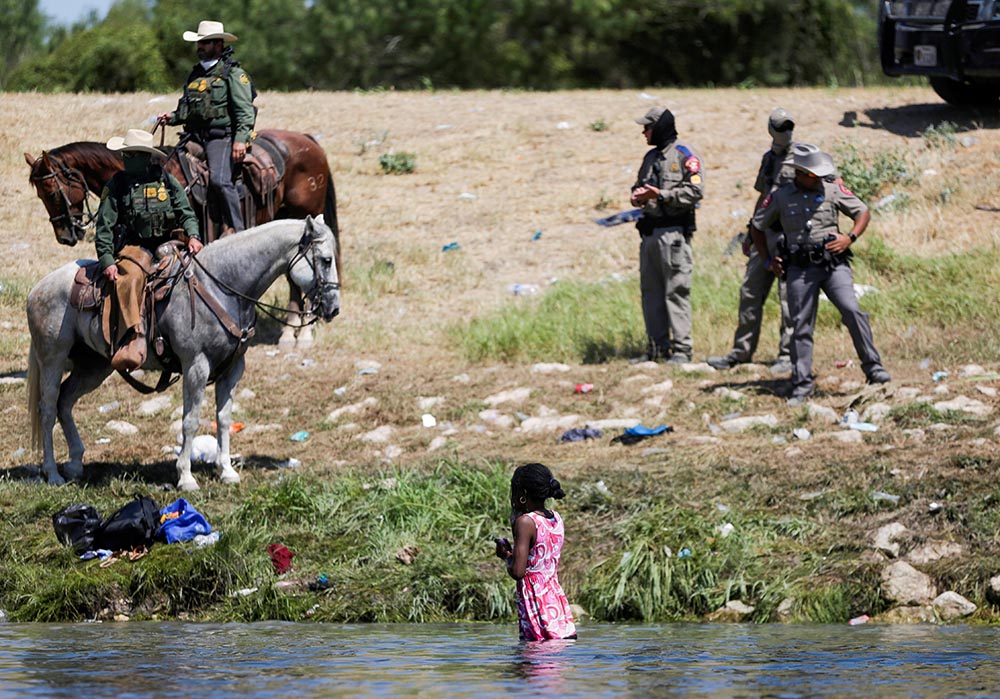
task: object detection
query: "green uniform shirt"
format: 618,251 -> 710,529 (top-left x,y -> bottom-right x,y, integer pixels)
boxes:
168,58 -> 255,144
94,166 -> 199,270
752,179 -> 867,249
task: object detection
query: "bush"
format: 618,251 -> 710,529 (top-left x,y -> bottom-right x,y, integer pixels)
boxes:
379,152 -> 417,175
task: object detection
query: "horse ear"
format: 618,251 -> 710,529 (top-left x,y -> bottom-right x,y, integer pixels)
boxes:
315,214 -> 325,226
23,152 -> 37,168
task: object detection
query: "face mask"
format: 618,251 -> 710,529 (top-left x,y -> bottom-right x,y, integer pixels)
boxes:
769,128 -> 793,150
122,153 -> 151,173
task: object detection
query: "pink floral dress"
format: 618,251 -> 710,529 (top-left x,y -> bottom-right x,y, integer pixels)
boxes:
516,510 -> 576,641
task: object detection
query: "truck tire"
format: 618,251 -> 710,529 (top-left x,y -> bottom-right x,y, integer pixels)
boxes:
929,76 -> 1000,106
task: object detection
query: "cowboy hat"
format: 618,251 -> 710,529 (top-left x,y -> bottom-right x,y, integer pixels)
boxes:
791,143 -> 835,178
106,129 -> 165,157
183,20 -> 238,43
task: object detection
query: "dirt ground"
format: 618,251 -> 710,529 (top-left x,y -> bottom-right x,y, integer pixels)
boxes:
0,86 -> 998,492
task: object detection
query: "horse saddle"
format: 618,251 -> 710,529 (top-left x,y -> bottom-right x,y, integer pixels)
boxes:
178,133 -> 286,209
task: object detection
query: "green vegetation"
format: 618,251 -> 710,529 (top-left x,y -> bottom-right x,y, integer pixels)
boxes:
379,152 -> 417,175
5,457 -> 995,623
6,0 -> 881,91
834,142 -> 912,202
922,121 -> 959,149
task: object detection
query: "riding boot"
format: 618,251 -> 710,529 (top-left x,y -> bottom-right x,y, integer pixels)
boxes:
111,328 -> 147,372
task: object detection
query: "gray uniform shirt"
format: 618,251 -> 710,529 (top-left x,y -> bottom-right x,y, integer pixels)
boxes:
633,140 -> 705,221
753,179 -> 868,249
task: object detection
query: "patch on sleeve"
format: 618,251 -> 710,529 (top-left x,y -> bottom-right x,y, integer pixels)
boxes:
239,73 -> 250,85
99,186 -> 110,201
839,183 -> 855,196
684,157 -> 701,174
690,174 -> 702,185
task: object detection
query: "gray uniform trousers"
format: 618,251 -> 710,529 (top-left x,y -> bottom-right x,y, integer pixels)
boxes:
730,247 -> 793,362
639,227 -> 693,358
204,136 -> 245,232
785,261 -> 883,398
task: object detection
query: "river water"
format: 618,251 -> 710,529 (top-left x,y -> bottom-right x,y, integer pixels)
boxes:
1,622 -> 998,698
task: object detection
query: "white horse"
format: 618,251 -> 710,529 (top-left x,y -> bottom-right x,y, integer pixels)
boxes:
26,216 -> 340,491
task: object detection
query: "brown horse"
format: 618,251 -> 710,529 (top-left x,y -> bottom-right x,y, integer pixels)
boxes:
24,129 -> 340,348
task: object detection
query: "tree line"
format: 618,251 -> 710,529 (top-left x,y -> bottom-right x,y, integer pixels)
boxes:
2,0 -> 881,92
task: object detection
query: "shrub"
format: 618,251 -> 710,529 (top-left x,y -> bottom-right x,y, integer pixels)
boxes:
379,152 -> 417,175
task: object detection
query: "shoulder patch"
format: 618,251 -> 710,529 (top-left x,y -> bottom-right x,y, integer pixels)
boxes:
239,73 -> 250,85
100,186 -> 110,201
839,183 -> 855,196
690,174 -> 702,185
684,157 -> 701,174
675,144 -> 692,158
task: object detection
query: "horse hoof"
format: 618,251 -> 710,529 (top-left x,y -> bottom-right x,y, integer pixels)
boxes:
218,470 -> 241,485
46,472 -> 67,486
278,330 -> 296,350
296,332 -> 314,351
63,463 -> 84,481
177,478 -> 201,492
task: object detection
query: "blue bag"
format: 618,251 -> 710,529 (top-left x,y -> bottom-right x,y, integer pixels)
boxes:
158,498 -> 212,544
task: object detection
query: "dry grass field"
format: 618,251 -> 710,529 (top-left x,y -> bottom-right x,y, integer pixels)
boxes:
1,87 -> 1000,623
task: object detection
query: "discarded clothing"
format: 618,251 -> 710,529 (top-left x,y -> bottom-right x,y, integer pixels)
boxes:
611,424 -> 673,446
560,428 -> 604,442
158,498 -> 212,544
594,208 -> 642,227
267,543 -> 296,575
308,573 -> 332,591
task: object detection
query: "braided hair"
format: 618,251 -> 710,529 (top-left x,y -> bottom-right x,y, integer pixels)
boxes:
511,462 -> 565,503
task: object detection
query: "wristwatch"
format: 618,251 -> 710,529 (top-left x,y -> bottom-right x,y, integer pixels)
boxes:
848,232 -> 857,243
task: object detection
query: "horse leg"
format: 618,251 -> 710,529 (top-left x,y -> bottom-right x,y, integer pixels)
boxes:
177,356 -> 210,491
278,282 -> 301,350
295,285 -> 315,350
57,360 -> 114,481
31,345 -> 67,485
213,355 -> 245,485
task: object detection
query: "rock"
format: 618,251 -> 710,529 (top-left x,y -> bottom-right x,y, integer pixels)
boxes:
640,380 -> 674,396
382,445 -> 403,459
586,418 -> 641,430
679,362 -> 717,373
531,362 -> 570,374
718,414 -> 778,433
792,428 -> 811,441
862,402 -> 892,424
987,575 -> 1000,606
395,544 -> 419,565
872,522 -> 908,558
427,436 -> 448,452
687,436 -> 723,445
933,384 -> 950,395
975,386 -> 997,398
932,591 -> 977,622
841,380 -> 863,392
138,395 -> 172,416
452,373 -> 470,384
713,387 -> 746,400
877,605 -> 936,624
245,422 -> 283,434
477,410 -> 515,429
631,360 -> 659,370
929,423 -> 953,432
357,425 -> 393,443
418,396 -> 445,410
994,424 -> 1000,437
484,387 -> 532,406
237,388 -> 256,400
355,359 -> 382,372
881,561 -> 937,605
933,395 -> 993,417
903,428 -> 926,442
807,402 -> 840,424
960,364 -> 987,378
784,447 -> 804,458
896,387 -> 921,400
705,600 -> 755,623
518,415 -> 582,433
816,430 -> 863,443
776,597 -> 795,623
907,541 -> 963,566
327,397 -> 378,422
105,420 -> 138,436
569,603 -> 590,620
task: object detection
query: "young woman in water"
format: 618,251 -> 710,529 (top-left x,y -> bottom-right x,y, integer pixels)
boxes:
495,462 -> 577,641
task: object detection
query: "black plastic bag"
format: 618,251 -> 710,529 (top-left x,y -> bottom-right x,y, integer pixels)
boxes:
91,494 -> 161,552
52,504 -> 103,554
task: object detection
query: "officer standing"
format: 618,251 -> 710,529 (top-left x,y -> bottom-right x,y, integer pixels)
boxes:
157,20 -> 254,233
96,129 -> 202,372
708,108 -> 797,374
750,144 -> 890,406
630,106 -> 704,364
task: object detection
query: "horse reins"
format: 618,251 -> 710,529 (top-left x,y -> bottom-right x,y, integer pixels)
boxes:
29,153 -> 96,239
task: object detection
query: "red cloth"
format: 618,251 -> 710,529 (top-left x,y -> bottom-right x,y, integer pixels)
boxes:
267,543 -> 295,574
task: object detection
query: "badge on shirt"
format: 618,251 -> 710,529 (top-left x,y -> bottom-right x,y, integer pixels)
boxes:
188,81 -> 199,90
157,185 -> 168,202
690,174 -> 702,185
684,157 -> 701,173
144,186 -> 158,198
198,79 -> 209,92
670,163 -> 679,172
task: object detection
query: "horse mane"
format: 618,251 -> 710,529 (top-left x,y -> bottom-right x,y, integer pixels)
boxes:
29,141 -> 120,182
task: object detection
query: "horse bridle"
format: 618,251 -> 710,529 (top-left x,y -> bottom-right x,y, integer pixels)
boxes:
288,232 -> 341,309
29,153 -> 95,239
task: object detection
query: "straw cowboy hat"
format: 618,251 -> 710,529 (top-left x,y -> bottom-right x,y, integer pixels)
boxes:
791,143 -> 835,178
182,20 -> 238,43
106,129 -> 165,157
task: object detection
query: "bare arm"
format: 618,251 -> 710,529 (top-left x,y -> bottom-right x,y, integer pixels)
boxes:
506,514 -> 536,581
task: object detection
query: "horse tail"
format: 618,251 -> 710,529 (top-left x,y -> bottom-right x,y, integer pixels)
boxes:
27,338 -> 42,453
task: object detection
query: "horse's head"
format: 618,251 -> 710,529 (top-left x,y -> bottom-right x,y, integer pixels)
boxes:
24,150 -> 90,246
289,215 -> 341,322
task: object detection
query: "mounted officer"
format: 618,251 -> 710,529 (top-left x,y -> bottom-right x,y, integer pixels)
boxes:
95,129 -> 202,372
157,20 -> 254,234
